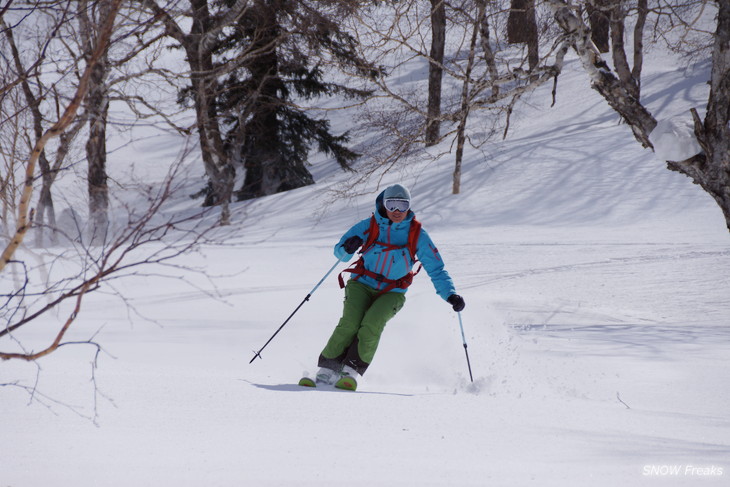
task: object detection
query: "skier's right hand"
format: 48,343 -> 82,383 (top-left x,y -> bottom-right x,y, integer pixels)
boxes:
447,294 -> 465,312
342,236 -> 364,254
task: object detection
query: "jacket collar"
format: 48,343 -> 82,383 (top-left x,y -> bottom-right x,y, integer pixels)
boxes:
374,207 -> 414,228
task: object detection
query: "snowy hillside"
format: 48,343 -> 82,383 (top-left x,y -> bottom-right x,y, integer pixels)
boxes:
3,27 -> 729,487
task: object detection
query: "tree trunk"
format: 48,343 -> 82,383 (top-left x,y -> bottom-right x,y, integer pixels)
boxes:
238,0 -> 286,199
144,0 -> 236,224
236,0 -> 316,200
669,2 -> 730,231
525,0 -> 539,71
4,23 -> 58,245
189,50 -> 233,219
477,0 -> 499,99
190,0 -> 232,221
453,2 -> 483,195
507,0 -> 538,70
426,0 -> 446,146
608,0 -> 640,100
79,0 -> 112,243
85,58 -> 110,243
587,0 -> 610,53
632,0 -> 648,96
507,0 -> 530,44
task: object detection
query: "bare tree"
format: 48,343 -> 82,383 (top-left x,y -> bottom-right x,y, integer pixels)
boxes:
605,0 -> 647,100
547,0 -> 730,231
0,150 -> 220,361
0,0 -> 123,273
0,89 -> 25,233
453,0 -> 484,194
0,3 -> 234,420
3,22 -> 59,240
0,4 -> 88,247
347,1 -> 571,193
548,0 -> 655,146
141,0 -> 253,225
1,0 -> 155,247
78,0 -> 114,243
681,1 -> 730,228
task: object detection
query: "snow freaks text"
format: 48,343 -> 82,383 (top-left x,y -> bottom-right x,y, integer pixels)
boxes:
642,465 -> 724,477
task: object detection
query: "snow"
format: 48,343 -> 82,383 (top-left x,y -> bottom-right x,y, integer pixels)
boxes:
649,116 -> 703,162
3,35 -> 730,487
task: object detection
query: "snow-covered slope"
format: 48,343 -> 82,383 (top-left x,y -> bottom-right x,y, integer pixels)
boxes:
2,41 -> 728,487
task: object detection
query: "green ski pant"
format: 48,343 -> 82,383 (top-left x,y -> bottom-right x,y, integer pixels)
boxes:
319,279 -> 406,375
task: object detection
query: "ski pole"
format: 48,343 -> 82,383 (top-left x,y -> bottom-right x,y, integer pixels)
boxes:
249,258 -> 341,364
457,312 -> 474,382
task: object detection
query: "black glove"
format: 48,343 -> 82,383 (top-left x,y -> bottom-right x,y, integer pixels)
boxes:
342,236 -> 364,254
447,294 -> 465,312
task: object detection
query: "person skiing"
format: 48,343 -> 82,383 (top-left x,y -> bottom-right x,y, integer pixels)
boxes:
300,183 -> 465,391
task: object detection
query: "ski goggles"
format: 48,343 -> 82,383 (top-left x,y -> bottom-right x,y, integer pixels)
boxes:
384,198 -> 410,213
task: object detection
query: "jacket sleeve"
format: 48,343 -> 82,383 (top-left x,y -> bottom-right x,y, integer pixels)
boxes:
333,218 -> 372,262
416,228 -> 457,301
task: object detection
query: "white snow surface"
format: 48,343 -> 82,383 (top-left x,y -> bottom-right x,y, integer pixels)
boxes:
649,116 -> 703,162
3,49 -> 729,486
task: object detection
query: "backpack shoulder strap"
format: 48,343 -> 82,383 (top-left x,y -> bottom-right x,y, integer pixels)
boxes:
361,214 -> 420,261
361,214 -> 379,253
407,218 -> 422,262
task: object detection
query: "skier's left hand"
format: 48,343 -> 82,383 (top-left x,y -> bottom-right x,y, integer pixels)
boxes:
447,294 -> 465,312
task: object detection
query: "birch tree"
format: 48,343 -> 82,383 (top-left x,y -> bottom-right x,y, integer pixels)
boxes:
2,19 -> 66,244
0,0 -> 123,273
79,0 -> 113,243
0,1 -> 227,388
547,0 -> 730,231
0,153 -> 219,362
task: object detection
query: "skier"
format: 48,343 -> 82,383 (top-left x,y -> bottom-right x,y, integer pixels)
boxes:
301,183 -> 465,391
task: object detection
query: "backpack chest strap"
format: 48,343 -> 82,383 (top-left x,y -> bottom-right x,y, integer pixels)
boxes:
338,258 -> 422,295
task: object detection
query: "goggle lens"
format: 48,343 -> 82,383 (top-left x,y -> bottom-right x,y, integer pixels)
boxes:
384,198 -> 410,213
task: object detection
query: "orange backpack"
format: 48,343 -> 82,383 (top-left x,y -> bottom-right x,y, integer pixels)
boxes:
338,214 -> 423,295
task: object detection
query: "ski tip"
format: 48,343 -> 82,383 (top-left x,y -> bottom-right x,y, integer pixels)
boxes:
298,377 -> 316,388
334,376 -> 357,391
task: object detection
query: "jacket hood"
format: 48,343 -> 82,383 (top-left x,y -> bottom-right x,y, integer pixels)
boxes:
375,187 -> 414,223
383,183 -> 411,201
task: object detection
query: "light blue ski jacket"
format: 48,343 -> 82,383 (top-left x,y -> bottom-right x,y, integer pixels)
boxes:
334,192 -> 456,301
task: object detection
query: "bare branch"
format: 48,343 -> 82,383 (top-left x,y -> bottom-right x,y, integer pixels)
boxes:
547,0 -> 657,146
0,0 -> 124,273
1,146 -> 222,361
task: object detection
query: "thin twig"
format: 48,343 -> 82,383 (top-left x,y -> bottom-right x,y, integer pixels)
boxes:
617,391 -> 631,409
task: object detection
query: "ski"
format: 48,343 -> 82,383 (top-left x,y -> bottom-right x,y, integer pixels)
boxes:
334,375 -> 357,391
296,375 -> 358,391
